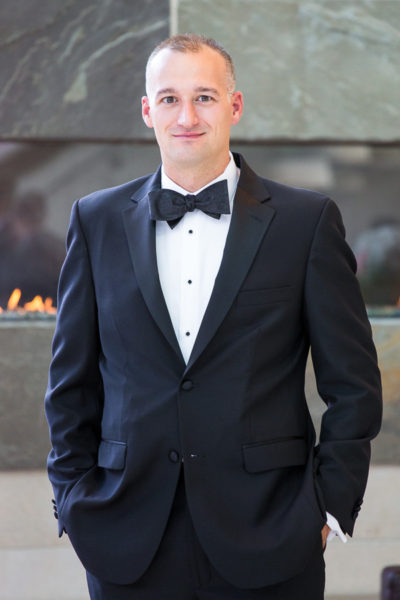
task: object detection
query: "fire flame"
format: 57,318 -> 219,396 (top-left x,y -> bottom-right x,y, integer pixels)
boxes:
8,288 -> 22,311
1,288 -> 56,314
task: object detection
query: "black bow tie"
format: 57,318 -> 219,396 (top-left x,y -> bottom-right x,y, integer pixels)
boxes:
148,179 -> 230,229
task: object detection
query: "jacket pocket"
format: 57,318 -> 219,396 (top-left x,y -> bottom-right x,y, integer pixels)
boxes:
97,439 -> 127,470
242,437 -> 307,473
236,286 -> 292,306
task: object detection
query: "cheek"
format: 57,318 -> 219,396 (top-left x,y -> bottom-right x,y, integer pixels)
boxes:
155,112 -> 175,131
214,117 -> 233,139
214,109 -> 233,129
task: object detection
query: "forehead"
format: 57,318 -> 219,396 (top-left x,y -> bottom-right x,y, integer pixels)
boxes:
146,46 -> 228,94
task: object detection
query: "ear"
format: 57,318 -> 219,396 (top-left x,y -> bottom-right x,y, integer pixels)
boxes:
230,91 -> 244,126
141,96 -> 153,128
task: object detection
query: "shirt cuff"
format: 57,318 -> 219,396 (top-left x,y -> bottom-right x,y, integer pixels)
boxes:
326,511 -> 347,543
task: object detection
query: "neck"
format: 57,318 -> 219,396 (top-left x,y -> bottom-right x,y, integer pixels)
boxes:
162,154 -> 230,192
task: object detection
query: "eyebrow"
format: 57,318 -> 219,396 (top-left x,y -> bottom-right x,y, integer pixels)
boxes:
155,88 -> 176,97
194,87 -> 220,96
155,86 -> 221,98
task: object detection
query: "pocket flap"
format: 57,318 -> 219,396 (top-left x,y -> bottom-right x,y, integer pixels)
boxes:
236,286 -> 292,306
98,439 -> 127,470
242,438 -> 307,473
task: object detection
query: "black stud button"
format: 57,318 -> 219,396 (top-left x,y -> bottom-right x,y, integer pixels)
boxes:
181,380 -> 193,391
168,450 -> 179,463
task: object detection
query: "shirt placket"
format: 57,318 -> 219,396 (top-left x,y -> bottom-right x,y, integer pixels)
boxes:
178,212 -> 199,362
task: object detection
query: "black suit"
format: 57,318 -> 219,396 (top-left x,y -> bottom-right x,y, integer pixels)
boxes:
45,153 -> 381,590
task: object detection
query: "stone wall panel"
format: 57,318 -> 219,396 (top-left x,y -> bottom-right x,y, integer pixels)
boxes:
178,0 -> 400,141
0,0 -> 169,139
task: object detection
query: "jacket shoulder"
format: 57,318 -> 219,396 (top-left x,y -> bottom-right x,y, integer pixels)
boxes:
77,174 -> 152,216
262,176 -> 330,209
260,176 -> 342,236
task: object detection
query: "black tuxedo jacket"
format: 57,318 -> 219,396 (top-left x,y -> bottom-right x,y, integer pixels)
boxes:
45,153 -> 381,589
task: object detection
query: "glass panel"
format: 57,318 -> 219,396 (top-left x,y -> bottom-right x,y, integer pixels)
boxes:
0,142 -> 399,314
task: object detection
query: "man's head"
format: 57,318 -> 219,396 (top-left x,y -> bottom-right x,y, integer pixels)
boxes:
145,34 -> 236,97
142,34 -> 243,186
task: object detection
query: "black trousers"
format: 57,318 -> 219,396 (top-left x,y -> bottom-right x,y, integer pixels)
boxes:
86,470 -> 325,600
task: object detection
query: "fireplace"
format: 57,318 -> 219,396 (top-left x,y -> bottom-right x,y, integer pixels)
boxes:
0,288 -> 56,319
0,141 -> 399,471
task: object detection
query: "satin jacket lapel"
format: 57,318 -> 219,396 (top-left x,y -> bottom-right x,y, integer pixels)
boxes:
122,168 -> 185,365
185,157 -> 276,373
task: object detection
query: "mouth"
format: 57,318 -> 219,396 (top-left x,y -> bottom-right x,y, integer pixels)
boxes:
172,132 -> 205,139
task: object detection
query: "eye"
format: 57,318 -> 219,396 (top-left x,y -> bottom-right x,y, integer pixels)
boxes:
161,96 -> 177,104
197,95 -> 213,103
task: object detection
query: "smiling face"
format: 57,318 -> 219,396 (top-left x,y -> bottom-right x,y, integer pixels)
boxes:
142,45 -> 243,187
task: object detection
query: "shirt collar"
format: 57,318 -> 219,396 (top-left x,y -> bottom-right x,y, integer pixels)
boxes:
161,151 -> 240,211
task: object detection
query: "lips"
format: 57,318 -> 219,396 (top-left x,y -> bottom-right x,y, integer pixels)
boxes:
172,132 -> 205,139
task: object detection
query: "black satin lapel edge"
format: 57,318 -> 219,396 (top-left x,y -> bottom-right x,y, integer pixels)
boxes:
184,182 -> 275,373
122,189 -> 185,365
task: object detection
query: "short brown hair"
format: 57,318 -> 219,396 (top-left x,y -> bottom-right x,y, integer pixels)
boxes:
146,33 -> 236,95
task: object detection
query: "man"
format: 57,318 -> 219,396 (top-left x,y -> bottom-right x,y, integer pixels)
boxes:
45,34 -> 382,599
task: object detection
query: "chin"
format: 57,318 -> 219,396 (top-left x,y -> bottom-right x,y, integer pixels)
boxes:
169,148 -> 209,167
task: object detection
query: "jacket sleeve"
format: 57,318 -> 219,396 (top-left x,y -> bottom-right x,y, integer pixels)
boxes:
304,198 -> 382,536
45,200 -> 103,535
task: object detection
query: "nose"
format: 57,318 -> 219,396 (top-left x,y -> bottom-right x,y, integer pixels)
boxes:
177,101 -> 199,128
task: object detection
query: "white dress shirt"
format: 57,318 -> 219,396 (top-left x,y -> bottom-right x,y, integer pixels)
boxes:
155,151 -> 346,544
156,152 -> 239,365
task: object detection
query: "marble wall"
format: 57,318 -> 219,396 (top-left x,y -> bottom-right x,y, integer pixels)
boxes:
177,0 -> 400,142
0,323 -> 52,470
0,319 -> 396,469
1,0 -> 399,141
0,0 -> 169,140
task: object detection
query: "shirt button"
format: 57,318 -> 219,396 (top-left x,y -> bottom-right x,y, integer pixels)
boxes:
185,331 -> 190,336
168,450 -> 180,463
181,380 -> 194,391
188,229 -> 193,234
188,280 -> 192,284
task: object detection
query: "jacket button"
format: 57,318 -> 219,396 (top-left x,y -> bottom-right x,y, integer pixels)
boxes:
181,380 -> 193,391
169,450 -> 180,463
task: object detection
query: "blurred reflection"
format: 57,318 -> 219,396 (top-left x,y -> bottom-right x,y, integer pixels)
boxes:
0,141 -> 399,312
0,189 -> 65,308
354,219 -> 400,307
